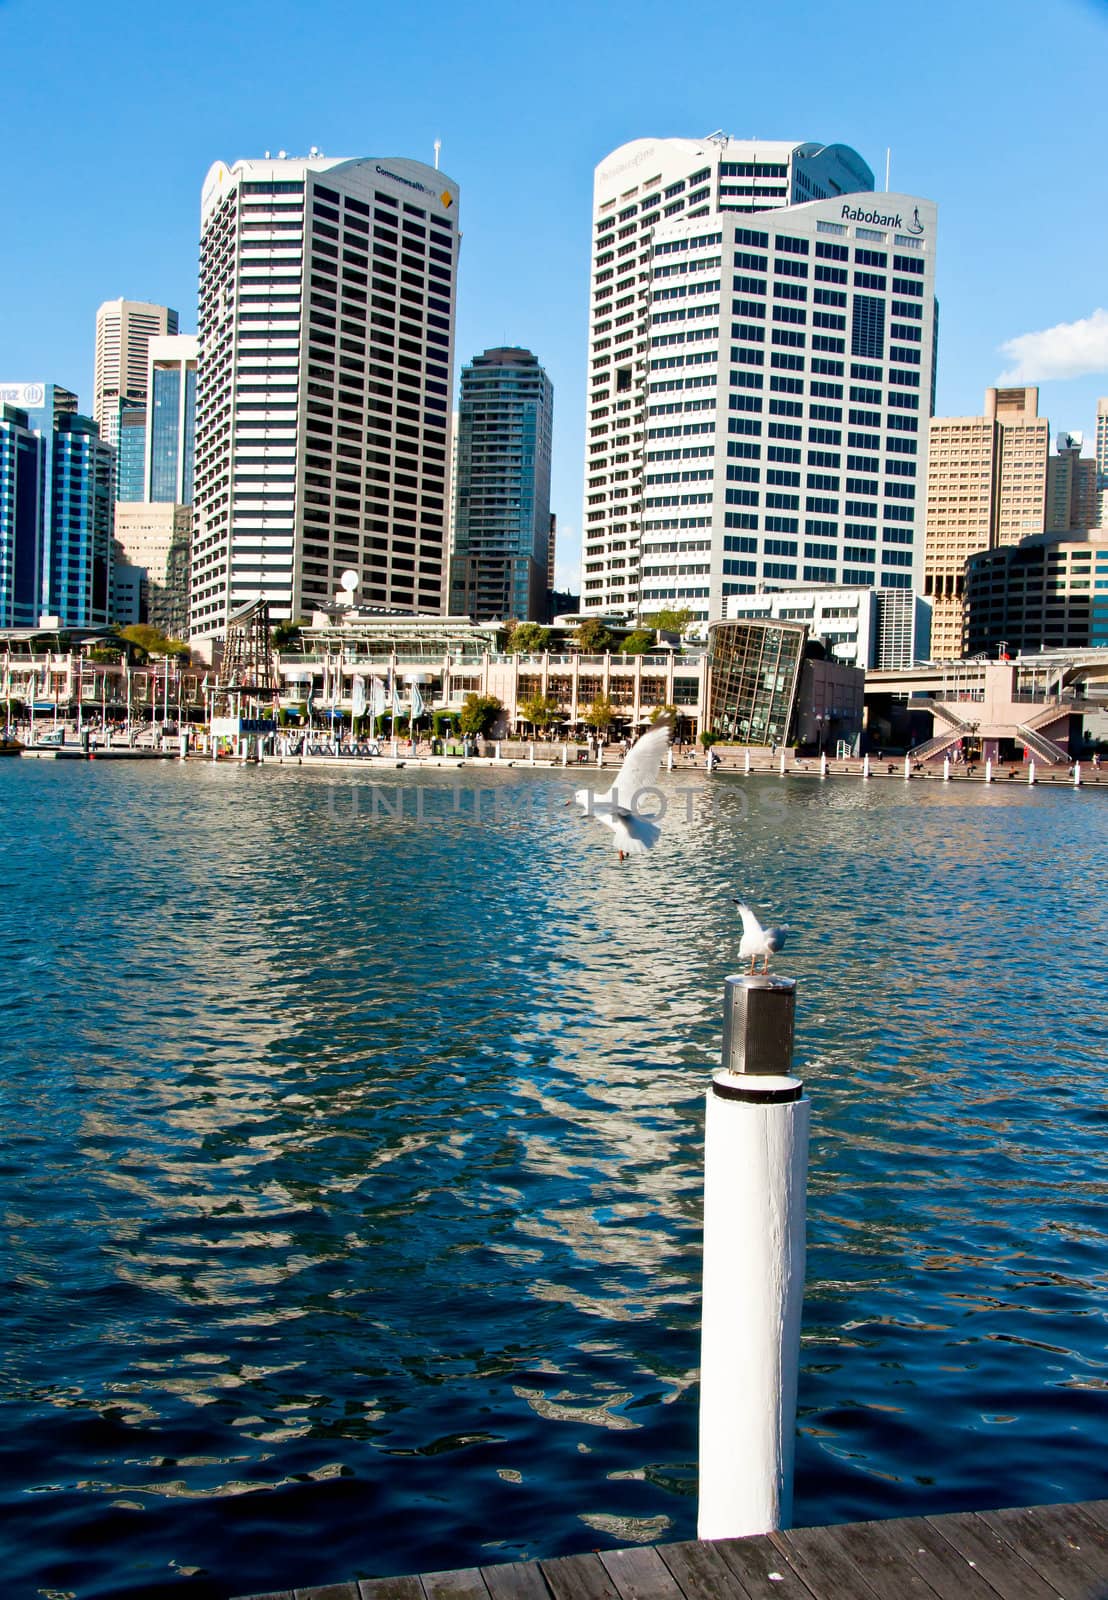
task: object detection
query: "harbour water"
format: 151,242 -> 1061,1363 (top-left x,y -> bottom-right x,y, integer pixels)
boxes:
0,760 -> 1104,1598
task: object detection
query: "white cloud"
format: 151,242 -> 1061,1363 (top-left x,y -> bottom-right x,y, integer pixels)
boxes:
997,308 -> 1108,383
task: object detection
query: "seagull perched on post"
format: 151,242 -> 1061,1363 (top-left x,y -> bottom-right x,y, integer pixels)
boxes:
572,716 -> 673,861
733,901 -> 791,973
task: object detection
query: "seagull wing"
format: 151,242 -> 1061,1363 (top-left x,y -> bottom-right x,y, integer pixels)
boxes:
734,901 -> 765,946
608,716 -> 673,813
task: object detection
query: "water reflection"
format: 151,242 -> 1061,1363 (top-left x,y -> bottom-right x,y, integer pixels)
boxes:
0,761 -> 1105,1596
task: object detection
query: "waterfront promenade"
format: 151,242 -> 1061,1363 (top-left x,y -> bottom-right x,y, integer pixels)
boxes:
234,1500 -> 1108,1600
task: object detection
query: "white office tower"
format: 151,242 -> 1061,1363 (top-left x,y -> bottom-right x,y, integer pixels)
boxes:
582,137 -> 936,621
93,299 -> 178,431
191,154 -> 459,644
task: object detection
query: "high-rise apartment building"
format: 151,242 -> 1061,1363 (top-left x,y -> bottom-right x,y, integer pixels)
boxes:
145,335 -> 198,503
923,387 -> 1048,659
191,153 -> 459,644
582,135 -> 890,619
93,300 -> 178,432
1046,431 -> 1098,531
449,347 -> 553,621
0,382 -> 113,627
1096,398 -> 1108,526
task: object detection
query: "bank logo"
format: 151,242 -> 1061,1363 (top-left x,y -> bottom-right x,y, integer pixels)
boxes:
441,190 -> 453,209
907,206 -> 925,236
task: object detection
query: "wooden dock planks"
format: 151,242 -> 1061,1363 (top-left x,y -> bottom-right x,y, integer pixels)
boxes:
232,1501 -> 1108,1600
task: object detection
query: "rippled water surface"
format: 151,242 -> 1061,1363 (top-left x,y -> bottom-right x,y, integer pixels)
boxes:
0,760 -> 1105,1598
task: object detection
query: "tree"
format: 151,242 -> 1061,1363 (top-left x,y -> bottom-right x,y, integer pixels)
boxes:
583,695 -> 616,734
119,624 -> 189,660
620,629 -> 655,655
642,607 -> 693,635
519,694 -> 561,732
573,618 -> 615,654
273,617 -> 308,650
459,693 -> 503,737
508,622 -> 551,654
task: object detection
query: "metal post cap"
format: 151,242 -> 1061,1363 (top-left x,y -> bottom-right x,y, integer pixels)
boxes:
721,974 -> 796,1078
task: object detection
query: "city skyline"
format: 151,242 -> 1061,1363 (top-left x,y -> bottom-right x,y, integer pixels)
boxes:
3,0 -> 1108,595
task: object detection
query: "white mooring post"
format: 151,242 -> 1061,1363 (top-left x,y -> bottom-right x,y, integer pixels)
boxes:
561,744 -> 568,767
1028,760 -> 1036,785
529,742 -> 535,765
862,753 -> 871,780
779,747 -> 787,777
597,745 -> 604,767
667,746 -> 674,772
494,740 -> 502,761
744,749 -> 752,774
985,758 -> 993,784
699,974 -> 808,1540
903,753 -> 911,781
819,752 -> 828,779
1074,761 -> 1082,788
179,731 -> 188,763
943,756 -> 950,782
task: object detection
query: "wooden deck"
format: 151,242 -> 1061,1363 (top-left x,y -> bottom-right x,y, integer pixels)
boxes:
233,1499 -> 1108,1600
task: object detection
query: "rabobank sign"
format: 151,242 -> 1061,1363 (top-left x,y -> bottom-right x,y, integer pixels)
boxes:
841,202 -> 926,235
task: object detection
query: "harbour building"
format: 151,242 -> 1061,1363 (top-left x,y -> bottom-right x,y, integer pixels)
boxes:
923,387 -> 1048,660
93,299 -> 178,433
449,347 -> 553,622
963,527 -> 1108,656
581,134 -> 888,620
191,152 -> 459,646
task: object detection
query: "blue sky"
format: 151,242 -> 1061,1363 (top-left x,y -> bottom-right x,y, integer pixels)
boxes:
3,0 -> 1107,589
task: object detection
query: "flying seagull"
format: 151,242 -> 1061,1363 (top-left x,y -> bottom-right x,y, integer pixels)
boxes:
573,716 -> 673,860
733,901 -> 791,973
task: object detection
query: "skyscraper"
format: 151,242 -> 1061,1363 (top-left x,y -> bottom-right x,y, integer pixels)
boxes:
923,387 -> 1048,659
100,397 -> 148,501
93,299 -> 178,431
1096,398 -> 1108,526
582,135 -> 882,619
449,347 -> 553,621
145,335 -> 198,503
191,153 -> 459,644
0,401 -> 44,628
0,382 -> 113,627
1046,431 -> 1098,531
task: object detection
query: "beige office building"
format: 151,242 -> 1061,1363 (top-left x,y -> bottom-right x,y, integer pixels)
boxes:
92,299 -> 179,431
923,386 -> 1048,659
114,502 -> 192,639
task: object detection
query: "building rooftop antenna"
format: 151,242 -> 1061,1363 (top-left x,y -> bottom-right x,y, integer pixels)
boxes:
434,138 -> 441,171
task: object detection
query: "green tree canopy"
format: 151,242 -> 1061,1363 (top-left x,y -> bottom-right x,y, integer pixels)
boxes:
620,629 -> 655,655
118,624 -> 189,660
459,693 -> 503,737
508,622 -> 551,654
572,618 -> 615,654
518,694 -> 561,730
641,607 -> 693,634
273,617 -> 308,650
583,695 -> 616,732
